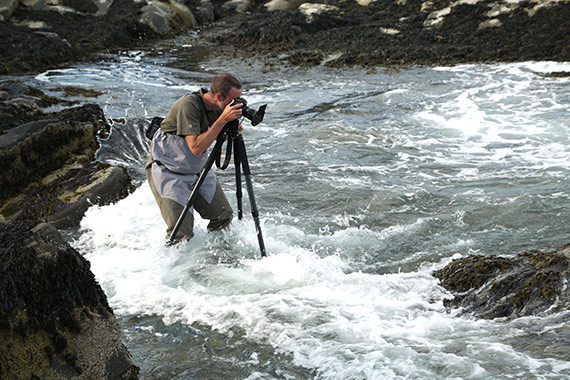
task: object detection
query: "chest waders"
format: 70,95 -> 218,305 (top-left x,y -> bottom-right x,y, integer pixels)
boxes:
167,120 -> 267,258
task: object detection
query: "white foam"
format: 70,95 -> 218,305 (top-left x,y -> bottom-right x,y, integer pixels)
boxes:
61,58 -> 570,378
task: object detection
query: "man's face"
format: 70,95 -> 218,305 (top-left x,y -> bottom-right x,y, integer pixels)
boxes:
218,87 -> 242,109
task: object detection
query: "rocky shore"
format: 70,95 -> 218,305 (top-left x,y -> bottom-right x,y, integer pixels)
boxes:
1,0 -> 569,377
0,82 -> 137,378
1,0 -> 569,74
205,0 -> 570,68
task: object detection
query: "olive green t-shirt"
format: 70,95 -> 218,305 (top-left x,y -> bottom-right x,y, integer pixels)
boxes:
160,90 -> 221,136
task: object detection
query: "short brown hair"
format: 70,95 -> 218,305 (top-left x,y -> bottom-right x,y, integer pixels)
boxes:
210,73 -> 242,98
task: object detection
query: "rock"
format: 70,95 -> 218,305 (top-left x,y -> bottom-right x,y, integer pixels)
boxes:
0,0 -> 163,75
1,161 -> 135,229
298,3 -> 339,23
264,0 -> 305,11
2,0 -> 569,74
0,83 -> 134,229
0,220 -> 139,379
479,18 -> 502,28
423,6 -> 452,29
0,102 -> 108,200
223,0 -> 250,13
19,0 -> 47,10
140,0 -> 196,34
433,245 -> 570,319
194,0 -> 214,24
0,0 -> 18,21
206,0 -> 570,68
61,0 -> 99,14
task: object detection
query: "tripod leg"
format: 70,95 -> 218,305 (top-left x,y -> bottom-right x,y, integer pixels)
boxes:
234,138 -> 244,220
167,132 -> 227,245
234,135 -> 267,257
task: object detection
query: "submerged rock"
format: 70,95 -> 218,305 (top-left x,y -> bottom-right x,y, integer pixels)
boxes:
0,220 -> 139,379
433,245 -> 570,319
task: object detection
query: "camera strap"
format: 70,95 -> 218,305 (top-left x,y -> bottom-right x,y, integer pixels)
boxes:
215,134 -> 232,170
192,90 -> 230,169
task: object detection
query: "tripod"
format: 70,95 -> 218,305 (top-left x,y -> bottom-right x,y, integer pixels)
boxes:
167,120 -> 267,257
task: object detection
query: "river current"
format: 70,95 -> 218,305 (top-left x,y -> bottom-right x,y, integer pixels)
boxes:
28,49 -> 570,379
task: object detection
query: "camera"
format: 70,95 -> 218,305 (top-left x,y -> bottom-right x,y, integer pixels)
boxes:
232,97 -> 267,126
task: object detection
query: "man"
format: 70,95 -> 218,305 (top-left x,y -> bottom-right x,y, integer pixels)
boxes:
146,73 -> 244,241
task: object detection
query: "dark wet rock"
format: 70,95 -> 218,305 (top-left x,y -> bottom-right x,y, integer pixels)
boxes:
0,0 -> 157,75
0,82 -> 137,378
0,0 -> 18,20
2,161 -> 134,229
540,71 -> 570,78
2,0 -> 569,74
0,220 -> 139,379
433,244 -> 570,319
204,0 -> 570,68
0,102 -> 107,198
0,82 -> 134,229
0,0 -> 225,75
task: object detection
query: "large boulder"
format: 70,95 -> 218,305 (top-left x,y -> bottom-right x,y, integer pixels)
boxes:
0,220 -> 139,379
433,245 -> 570,319
140,0 -> 196,34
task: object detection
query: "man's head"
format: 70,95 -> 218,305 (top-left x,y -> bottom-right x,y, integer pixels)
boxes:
210,73 -> 242,108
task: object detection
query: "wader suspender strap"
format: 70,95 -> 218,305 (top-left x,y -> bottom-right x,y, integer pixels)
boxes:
193,91 -> 232,170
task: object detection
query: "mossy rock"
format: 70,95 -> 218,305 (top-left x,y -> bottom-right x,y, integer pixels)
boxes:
433,246 -> 570,319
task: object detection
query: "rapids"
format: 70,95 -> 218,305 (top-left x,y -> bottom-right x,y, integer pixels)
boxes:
30,52 -> 570,379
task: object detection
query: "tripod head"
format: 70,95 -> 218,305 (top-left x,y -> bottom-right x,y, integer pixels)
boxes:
223,119 -> 241,139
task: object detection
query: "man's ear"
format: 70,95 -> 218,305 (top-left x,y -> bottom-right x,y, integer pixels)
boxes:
215,93 -> 225,102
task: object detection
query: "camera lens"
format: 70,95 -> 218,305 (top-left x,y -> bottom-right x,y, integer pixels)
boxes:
232,97 -> 266,126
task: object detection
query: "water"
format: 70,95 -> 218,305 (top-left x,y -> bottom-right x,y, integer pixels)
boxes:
29,51 -> 570,379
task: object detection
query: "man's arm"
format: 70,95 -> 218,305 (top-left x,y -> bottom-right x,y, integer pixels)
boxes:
185,102 -> 243,156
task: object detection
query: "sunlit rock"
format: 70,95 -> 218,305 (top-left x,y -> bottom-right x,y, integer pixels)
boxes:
423,6 -> 451,29
298,3 -> 339,22
265,0 -> 305,11
356,0 -> 376,5
140,0 -> 196,34
479,18 -> 502,28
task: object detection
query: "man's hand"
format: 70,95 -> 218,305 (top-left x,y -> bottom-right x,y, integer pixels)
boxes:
185,101 -> 244,156
219,101 -> 243,124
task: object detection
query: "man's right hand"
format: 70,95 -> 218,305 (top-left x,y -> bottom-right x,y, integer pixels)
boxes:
220,101 -> 243,124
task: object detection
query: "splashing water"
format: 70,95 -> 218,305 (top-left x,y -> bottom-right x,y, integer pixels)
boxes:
33,53 -> 570,379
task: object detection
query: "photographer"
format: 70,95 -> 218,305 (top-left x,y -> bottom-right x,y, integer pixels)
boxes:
146,73 -> 244,241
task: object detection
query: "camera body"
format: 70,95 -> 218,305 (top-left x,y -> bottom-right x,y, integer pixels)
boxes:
232,97 -> 267,126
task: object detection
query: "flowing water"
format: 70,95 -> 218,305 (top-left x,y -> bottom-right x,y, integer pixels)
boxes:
27,50 -> 570,379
